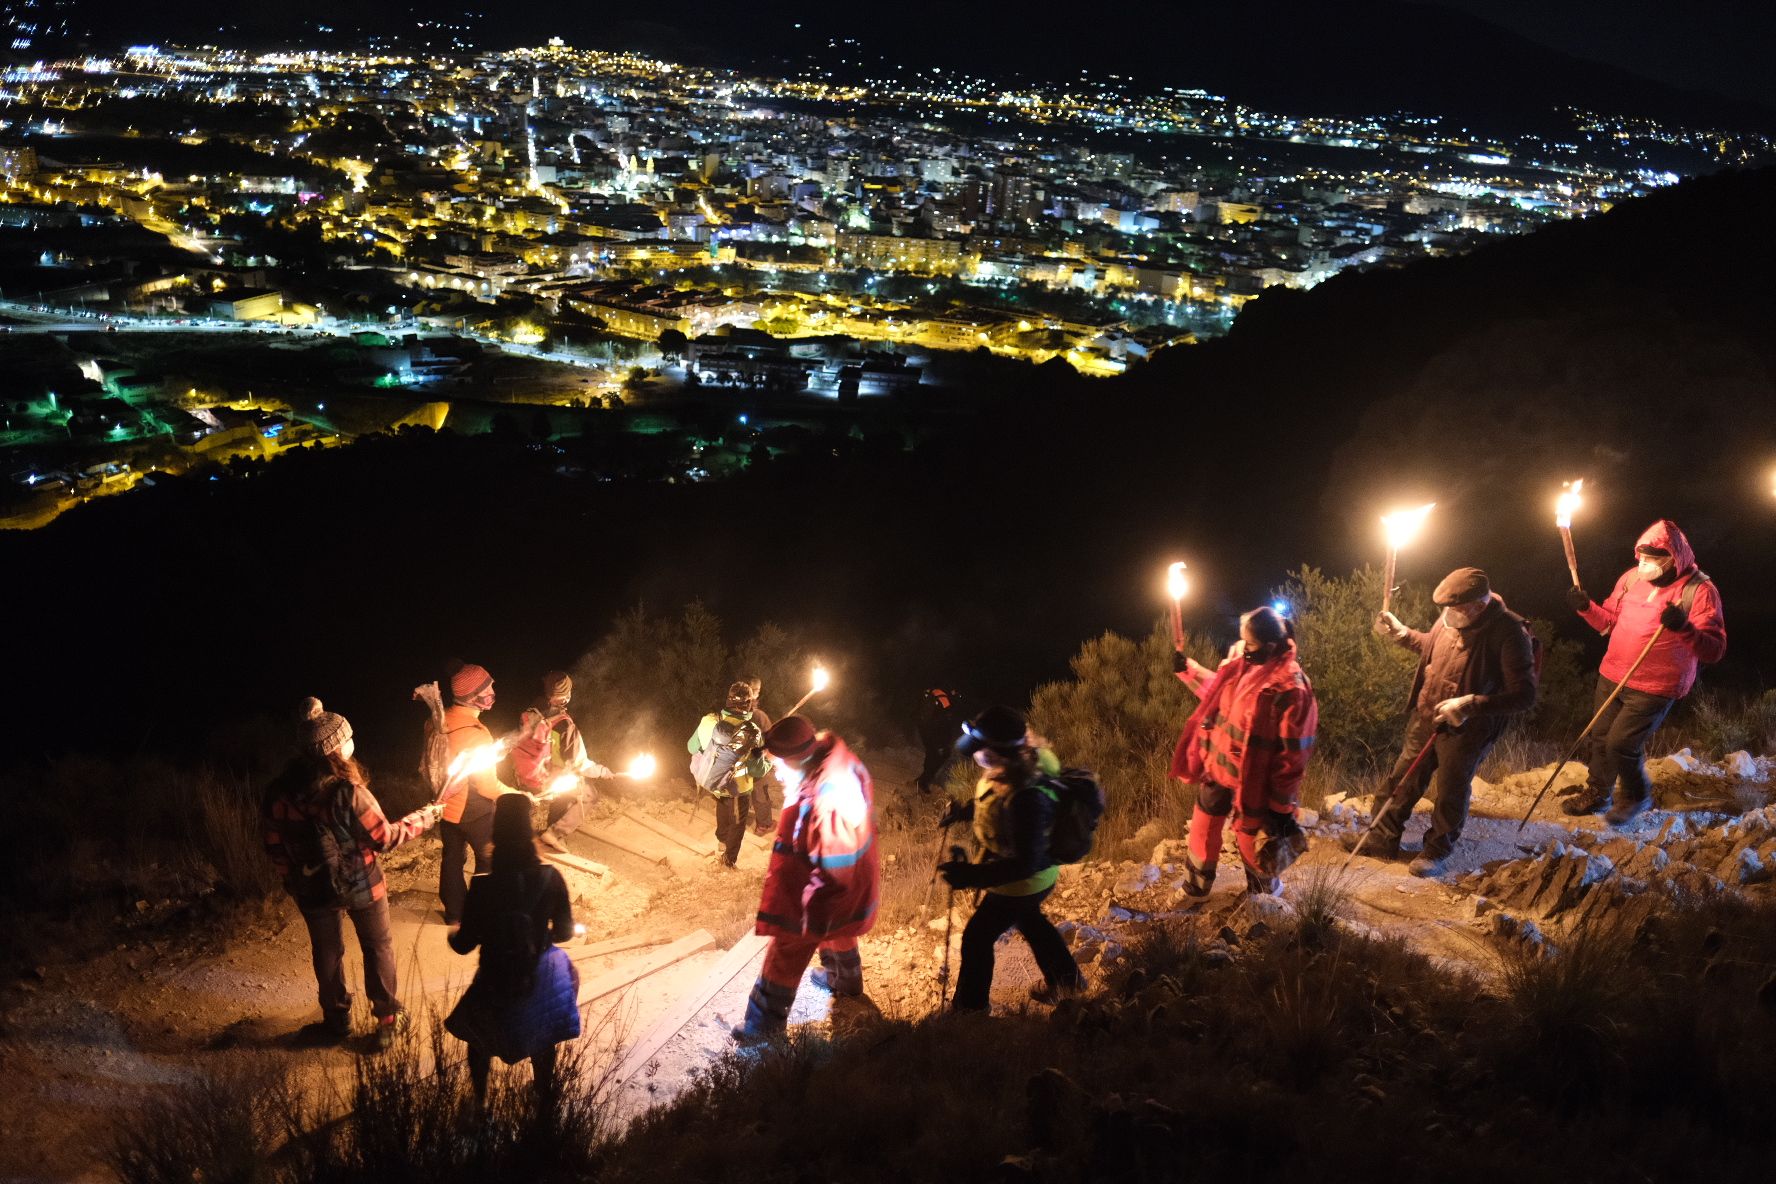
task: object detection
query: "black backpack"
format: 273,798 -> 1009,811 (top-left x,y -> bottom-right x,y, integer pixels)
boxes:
1037,769 -> 1106,864
482,871 -> 550,1000
286,781 -> 356,908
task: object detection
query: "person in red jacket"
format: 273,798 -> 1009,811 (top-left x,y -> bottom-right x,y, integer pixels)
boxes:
1171,606 -> 1318,897
731,716 -> 880,1044
1562,520 -> 1727,825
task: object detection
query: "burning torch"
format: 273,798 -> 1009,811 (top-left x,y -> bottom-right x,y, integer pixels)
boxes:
784,662 -> 830,718
1379,503 -> 1435,614
544,754 -> 657,797
1556,479 -> 1584,588
440,739 -> 507,801
1165,561 -> 1190,652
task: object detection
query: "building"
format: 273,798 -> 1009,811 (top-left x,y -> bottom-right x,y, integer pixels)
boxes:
208,289 -> 284,321
834,232 -> 964,274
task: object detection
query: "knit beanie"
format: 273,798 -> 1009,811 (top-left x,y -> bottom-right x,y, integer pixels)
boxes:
299,697 -> 353,757
541,670 -> 573,701
450,663 -> 495,707
764,715 -> 818,760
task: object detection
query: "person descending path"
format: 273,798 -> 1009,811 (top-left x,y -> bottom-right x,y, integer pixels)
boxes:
446,793 -> 580,1103
688,681 -> 770,867
432,663 -> 517,925
1562,520 -> 1727,825
263,699 -> 442,1048
938,706 -> 1086,1011
506,671 -> 612,852
1172,607 -> 1319,897
1347,568 -> 1538,875
732,717 -> 880,1044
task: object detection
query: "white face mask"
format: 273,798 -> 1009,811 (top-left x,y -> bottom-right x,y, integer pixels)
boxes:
1638,559 -> 1668,580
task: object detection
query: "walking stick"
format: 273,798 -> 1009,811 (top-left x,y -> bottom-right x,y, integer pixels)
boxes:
1340,723 -> 1448,874
919,816 -> 954,924
938,843 -> 965,1011
1516,625 -> 1665,831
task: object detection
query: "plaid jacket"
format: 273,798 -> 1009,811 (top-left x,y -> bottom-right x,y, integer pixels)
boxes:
263,763 -> 429,910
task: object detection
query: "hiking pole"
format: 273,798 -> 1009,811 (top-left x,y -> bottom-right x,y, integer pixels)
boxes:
938,843 -> 965,1011
1516,625 -> 1665,831
1340,723 -> 1448,874
919,816 -> 954,924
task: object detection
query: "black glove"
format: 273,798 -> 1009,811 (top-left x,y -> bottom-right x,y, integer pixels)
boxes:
938,859 -> 987,889
1171,649 -> 1188,673
937,799 -> 972,829
1659,603 -> 1691,632
1564,586 -> 1591,612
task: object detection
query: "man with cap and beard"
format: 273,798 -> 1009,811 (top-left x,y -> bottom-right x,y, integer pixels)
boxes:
688,681 -> 771,867
506,671 -> 612,853
1346,568 -> 1539,876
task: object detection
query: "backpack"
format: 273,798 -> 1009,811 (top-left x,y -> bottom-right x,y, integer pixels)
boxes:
414,682 -> 451,798
481,871 -> 550,1000
1037,769 -> 1106,864
285,780 -> 356,908
690,711 -> 760,791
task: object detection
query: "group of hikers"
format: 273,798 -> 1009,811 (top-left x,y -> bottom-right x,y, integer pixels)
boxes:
261,517 -> 1727,1070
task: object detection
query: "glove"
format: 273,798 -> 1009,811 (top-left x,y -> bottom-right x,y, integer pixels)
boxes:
589,762 -> 614,779
1171,649 -> 1188,674
1374,611 -> 1406,640
1433,695 -> 1477,728
1564,586 -> 1591,612
938,859 -> 989,889
937,799 -> 972,829
1659,603 -> 1691,632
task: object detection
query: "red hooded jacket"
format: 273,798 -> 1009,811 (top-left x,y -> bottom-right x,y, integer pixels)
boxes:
1171,641 -> 1318,817
755,734 -> 880,941
1579,520 -> 1726,700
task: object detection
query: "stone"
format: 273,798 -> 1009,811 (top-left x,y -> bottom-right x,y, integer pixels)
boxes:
1114,864 -> 1163,896
1296,808 -> 1320,829
1722,751 -> 1765,782
1149,839 -> 1191,866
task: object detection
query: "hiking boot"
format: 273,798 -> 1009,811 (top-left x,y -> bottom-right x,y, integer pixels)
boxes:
1340,830 -> 1401,861
537,828 -> 569,854
375,1010 -> 409,1052
322,1011 -> 352,1040
1408,854 -> 1447,878
1605,795 -> 1651,827
1243,865 -> 1282,896
1029,978 -> 1084,1005
810,969 -> 862,996
1562,785 -> 1610,816
1258,830 -> 1309,879
730,1022 -> 782,1046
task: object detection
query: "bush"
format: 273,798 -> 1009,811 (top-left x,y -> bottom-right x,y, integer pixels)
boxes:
1028,622 -> 1220,843
108,1056 -> 286,1184
1275,565 -> 1428,765
1667,689 -> 1776,759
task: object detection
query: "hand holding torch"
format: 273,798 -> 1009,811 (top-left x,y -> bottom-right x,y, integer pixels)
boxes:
1555,479 -> 1584,588
1379,503 -> 1435,614
1165,561 -> 1190,651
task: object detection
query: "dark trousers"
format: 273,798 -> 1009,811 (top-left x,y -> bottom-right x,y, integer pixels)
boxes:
1584,676 -> 1675,805
953,886 -> 1081,1011
714,792 -> 756,865
301,898 -> 399,1020
440,817 -> 493,924
1372,712 -> 1503,859
916,744 -> 952,794
750,773 -> 779,833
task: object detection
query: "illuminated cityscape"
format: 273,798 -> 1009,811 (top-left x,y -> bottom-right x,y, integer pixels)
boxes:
2,23 -> 1772,524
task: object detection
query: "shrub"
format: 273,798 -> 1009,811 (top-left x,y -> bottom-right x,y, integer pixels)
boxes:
1667,688 -> 1776,759
1028,622 -> 1220,842
108,1056 -> 286,1184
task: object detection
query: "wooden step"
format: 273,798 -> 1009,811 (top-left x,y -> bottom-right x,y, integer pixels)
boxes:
544,850 -> 611,878
576,929 -> 717,1008
579,823 -> 673,867
623,807 -> 719,855
610,932 -> 772,1087
567,931 -> 669,964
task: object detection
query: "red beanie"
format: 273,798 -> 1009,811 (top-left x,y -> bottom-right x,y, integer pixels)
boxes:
451,663 -> 494,706
764,716 -> 818,760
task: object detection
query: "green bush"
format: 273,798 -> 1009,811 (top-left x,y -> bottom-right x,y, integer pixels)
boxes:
1028,622 -> 1220,843
1668,689 -> 1776,759
1274,565 -> 1428,765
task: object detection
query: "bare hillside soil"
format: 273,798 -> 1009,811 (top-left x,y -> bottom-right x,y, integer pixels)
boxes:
3,745 -> 1773,1182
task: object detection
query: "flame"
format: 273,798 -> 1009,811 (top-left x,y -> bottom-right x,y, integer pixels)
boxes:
626,753 -> 657,780
1166,560 -> 1189,602
547,772 -> 580,796
445,740 -> 506,781
1381,502 -> 1436,551
1555,479 -> 1584,529
810,664 -> 830,693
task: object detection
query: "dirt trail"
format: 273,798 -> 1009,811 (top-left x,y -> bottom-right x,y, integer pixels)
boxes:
5,743 -> 1772,1181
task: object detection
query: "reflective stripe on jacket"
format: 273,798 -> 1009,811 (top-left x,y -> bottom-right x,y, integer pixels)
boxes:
1171,640 -> 1318,816
755,735 -> 880,940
